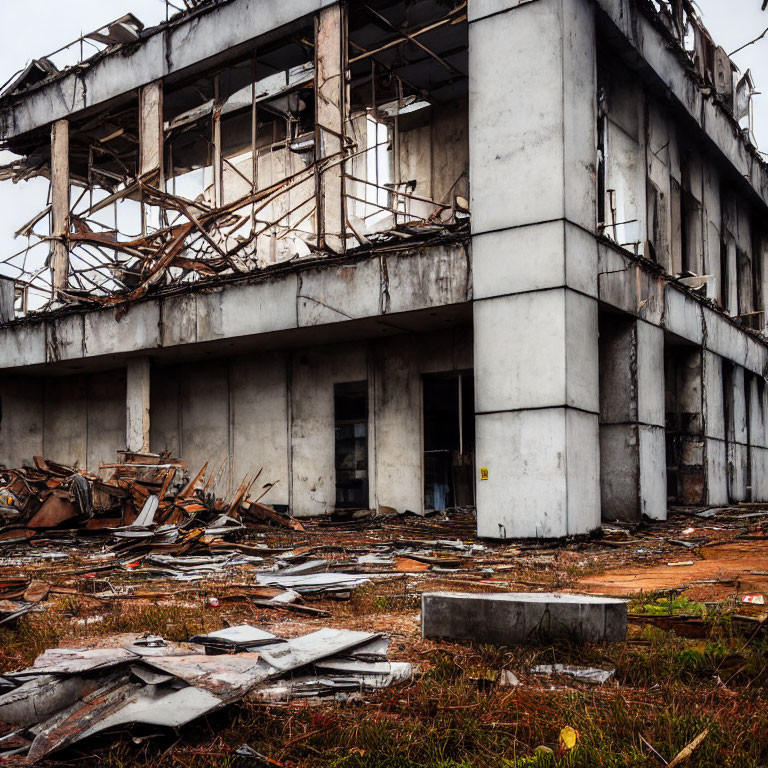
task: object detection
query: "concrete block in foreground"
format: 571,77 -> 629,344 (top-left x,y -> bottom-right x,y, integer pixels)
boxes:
421,592 -> 627,645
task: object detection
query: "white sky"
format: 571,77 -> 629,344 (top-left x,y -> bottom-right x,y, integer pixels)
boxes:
0,0 -> 766,292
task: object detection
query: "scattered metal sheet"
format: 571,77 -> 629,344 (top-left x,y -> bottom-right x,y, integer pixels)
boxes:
189,624 -> 280,651
255,572 -> 371,594
530,665 -> 616,685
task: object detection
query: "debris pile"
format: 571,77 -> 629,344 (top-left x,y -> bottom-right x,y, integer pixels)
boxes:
0,452 -> 299,550
0,625 -> 414,764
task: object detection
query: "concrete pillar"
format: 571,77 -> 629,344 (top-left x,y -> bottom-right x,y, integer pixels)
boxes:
726,364 -> 749,502
469,0 -> 600,538
139,80 -> 164,182
703,350 -> 728,504
126,358 -> 151,453
315,3 -> 346,253
0,277 -> 14,323
599,316 -> 666,521
51,119 -> 70,294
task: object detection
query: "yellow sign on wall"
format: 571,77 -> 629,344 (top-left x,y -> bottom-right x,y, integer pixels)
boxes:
480,467 -> 489,481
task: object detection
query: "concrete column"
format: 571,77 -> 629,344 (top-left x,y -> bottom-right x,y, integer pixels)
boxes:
139,80 -> 164,182
599,317 -> 666,521
126,358 -> 151,453
315,3 -> 346,253
469,0 -> 600,538
703,350 -> 727,504
51,119 -> 70,294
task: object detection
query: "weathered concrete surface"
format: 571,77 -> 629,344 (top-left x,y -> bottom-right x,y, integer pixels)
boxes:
421,592 -> 627,645
599,316 -> 666,521
0,0 -> 337,139
126,358 -> 150,453
0,244 -> 471,373
470,0 -> 600,539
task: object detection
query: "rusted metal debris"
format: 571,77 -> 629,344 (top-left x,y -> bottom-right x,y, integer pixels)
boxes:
0,451 -> 302,548
0,627 -> 415,764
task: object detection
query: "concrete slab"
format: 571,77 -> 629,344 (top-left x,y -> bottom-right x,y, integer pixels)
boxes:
421,592 -> 627,645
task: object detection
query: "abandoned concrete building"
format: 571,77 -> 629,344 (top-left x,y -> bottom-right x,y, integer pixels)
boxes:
0,0 -> 766,539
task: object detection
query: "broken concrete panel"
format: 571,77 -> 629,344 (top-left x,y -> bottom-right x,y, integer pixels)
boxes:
45,314 -> 85,363
0,325 -> 45,370
744,336 -> 767,377
84,302 -> 160,358
664,287 -> 703,345
298,261 -> 381,326
160,293 -> 198,348
703,307 -> 749,369
386,245 -> 471,315
597,248 -> 664,325
421,592 -> 627,645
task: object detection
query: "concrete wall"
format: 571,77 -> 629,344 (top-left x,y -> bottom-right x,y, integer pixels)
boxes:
0,374 -> 44,468
0,370 -> 125,473
147,326 -> 472,515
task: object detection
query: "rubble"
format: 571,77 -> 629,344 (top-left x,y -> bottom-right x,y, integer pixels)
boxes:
0,626 -> 415,764
0,452 -> 300,547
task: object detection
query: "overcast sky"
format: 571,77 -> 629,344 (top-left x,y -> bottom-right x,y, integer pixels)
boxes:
0,0 -> 766,293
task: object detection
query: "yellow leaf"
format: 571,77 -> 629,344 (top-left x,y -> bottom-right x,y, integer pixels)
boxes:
559,726 -> 580,752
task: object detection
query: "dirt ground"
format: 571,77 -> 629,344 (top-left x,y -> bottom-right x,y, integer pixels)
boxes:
1,506 -> 767,767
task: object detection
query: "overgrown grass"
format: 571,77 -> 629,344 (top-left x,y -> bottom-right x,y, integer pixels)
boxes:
1,585 -> 766,767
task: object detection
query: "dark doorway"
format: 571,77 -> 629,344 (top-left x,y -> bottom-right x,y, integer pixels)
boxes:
334,381 -> 369,509
664,341 -> 704,504
423,371 -> 475,511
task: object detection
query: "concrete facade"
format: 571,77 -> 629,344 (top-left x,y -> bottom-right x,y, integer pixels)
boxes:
1,0 -> 768,537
